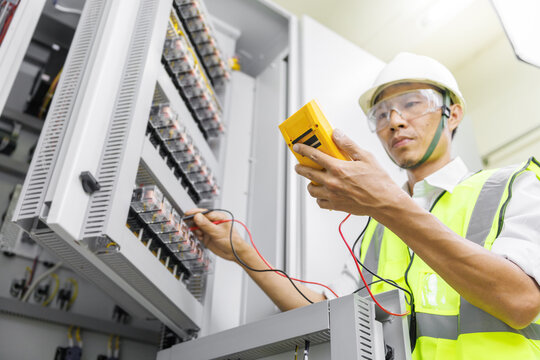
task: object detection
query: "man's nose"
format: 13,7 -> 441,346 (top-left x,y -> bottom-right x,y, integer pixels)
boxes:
388,109 -> 407,131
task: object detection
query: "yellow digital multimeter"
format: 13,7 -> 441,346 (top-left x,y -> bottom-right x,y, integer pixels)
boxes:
279,100 -> 349,170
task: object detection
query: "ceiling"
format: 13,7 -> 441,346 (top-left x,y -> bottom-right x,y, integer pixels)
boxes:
270,0 -> 506,72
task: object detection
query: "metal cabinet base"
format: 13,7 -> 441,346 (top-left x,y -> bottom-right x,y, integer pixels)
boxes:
157,290 -> 411,360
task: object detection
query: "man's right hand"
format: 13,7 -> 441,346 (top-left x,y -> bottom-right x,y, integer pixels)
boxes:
184,208 -> 249,263
185,209 -> 327,311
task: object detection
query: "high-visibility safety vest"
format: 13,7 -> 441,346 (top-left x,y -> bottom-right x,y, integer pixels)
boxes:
359,157 -> 540,360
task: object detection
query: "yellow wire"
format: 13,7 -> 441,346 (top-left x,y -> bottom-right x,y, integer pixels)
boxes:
106,242 -> 118,248
42,273 -> 59,307
169,12 -> 184,37
294,345 -> 298,360
67,278 -> 78,308
38,68 -> 63,119
115,335 -> 120,350
75,327 -> 81,343
108,334 -> 113,350
67,325 -> 73,346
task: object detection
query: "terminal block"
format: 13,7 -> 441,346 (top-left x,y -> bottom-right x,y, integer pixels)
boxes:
162,10 -> 225,139
128,183 -> 212,300
173,0 -> 230,87
146,95 -> 221,204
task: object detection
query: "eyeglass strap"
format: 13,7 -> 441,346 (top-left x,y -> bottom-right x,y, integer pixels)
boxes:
405,91 -> 451,169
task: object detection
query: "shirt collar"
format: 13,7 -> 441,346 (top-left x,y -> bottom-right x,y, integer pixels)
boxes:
410,157 -> 469,197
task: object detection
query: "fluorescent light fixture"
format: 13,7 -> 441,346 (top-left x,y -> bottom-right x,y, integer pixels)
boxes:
419,0 -> 474,29
491,0 -> 540,68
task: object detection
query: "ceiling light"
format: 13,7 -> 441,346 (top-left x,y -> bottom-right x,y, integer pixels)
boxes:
419,0 -> 475,29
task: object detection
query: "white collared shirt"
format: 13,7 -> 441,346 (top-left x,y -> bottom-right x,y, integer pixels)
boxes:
325,157 -> 540,322
407,156 -> 469,207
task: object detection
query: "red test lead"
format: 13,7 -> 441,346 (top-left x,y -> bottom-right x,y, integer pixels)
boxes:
338,214 -> 409,317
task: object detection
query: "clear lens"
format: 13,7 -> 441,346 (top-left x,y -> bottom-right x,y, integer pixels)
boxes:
367,89 -> 443,132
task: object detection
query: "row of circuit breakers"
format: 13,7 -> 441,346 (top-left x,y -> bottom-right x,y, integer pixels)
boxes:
163,1 -> 229,139
125,0 -> 230,301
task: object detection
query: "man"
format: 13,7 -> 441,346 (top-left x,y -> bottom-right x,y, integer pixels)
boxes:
188,53 -> 540,359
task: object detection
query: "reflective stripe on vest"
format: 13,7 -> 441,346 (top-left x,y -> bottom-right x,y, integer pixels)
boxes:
460,298 -> 540,340
416,312 -> 458,340
465,165 -> 516,245
414,299 -> 540,341
362,222 -> 384,286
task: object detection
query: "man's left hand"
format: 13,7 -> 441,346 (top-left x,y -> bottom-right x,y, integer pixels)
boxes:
293,129 -> 408,218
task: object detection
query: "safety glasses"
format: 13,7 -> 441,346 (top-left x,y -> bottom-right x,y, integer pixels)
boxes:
367,89 -> 444,132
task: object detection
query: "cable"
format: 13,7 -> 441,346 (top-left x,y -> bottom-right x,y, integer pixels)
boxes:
107,334 -> 113,358
350,217 -> 413,305
67,278 -> 78,309
216,213 -> 338,299
215,218 -> 339,298
114,335 -> 120,359
75,326 -> 82,348
351,217 -> 371,262
303,340 -> 310,360
21,261 -> 63,302
67,325 -> 74,347
42,273 -> 59,307
339,214 -> 408,317
404,252 -> 417,351
294,345 -> 298,360
21,252 -> 42,299
354,279 -> 396,294
38,68 -> 62,119
25,255 -> 40,290
192,209 -> 338,304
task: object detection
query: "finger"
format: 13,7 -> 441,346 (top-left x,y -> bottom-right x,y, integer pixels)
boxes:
184,208 -> 208,216
292,143 -> 337,169
332,129 -> 369,161
307,182 -> 329,199
316,198 -> 332,209
204,210 -> 229,222
193,213 -> 222,236
295,164 -> 326,184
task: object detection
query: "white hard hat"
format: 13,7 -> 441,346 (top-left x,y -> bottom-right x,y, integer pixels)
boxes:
358,52 -> 465,115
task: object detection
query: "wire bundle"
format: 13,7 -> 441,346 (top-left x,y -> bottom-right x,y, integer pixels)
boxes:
196,209 -> 409,317
201,209 -> 337,303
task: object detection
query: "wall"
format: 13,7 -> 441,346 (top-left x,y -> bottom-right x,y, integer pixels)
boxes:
453,34 -> 540,167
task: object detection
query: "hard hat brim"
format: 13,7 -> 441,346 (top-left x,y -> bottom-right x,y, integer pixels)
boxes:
359,78 -> 466,116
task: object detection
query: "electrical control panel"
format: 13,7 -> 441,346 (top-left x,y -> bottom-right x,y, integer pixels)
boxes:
12,0 -> 231,337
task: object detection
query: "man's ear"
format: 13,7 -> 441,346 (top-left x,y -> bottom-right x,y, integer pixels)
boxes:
447,103 -> 463,133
